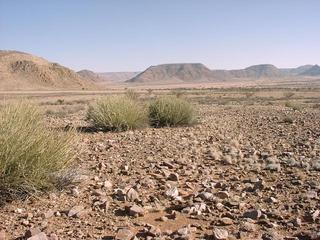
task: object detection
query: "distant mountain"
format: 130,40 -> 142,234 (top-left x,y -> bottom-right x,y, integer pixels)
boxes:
0,50 -> 95,90
231,64 -> 283,78
299,65 -> 320,76
126,63 -> 320,84
281,65 -> 314,75
77,69 -> 102,82
99,72 -> 139,82
127,63 -> 214,83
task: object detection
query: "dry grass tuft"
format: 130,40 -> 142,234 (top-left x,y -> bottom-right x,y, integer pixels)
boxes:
149,95 -> 196,127
0,102 -> 76,196
87,95 -> 148,131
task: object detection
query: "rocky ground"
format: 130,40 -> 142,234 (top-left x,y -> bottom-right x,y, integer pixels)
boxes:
0,102 -> 319,240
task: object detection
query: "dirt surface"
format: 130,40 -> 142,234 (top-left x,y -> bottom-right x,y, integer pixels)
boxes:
0,89 -> 319,240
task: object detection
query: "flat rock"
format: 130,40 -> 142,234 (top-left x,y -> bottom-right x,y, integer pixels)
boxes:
67,205 -> 85,218
213,228 -> 228,240
243,209 -> 262,220
115,228 -> 134,240
27,232 -> 48,240
129,204 -> 145,217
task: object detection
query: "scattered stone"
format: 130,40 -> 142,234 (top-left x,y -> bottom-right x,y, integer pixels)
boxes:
199,191 -> 213,201
213,228 -> 228,240
126,188 -> 139,201
27,233 -> 48,240
0,231 -> 6,240
42,210 -> 54,219
129,204 -> 145,217
240,222 -> 257,232
265,163 -> 281,172
165,187 -> 179,198
47,234 -> 58,240
159,216 -> 168,222
167,172 -> 179,181
103,180 -> 113,189
292,217 -> 302,227
67,205 -> 85,218
216,191 -> 229,199
243,209 -> 262,220
115,228 -> 134,240
25,228 -> 42,238
219,217 -> 233,225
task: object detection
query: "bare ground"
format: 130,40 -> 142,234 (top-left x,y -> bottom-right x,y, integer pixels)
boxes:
0,88 -> 319,240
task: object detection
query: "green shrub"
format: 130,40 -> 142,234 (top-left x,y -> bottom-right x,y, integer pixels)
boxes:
149,95 -> 196,127
87,96 -> 148,131
0,102 -> 76,194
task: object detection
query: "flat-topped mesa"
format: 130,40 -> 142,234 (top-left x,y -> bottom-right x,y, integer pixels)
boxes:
127,63 -> 216,84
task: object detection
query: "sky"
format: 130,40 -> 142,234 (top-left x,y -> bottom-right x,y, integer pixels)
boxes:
0,0 -> 319,72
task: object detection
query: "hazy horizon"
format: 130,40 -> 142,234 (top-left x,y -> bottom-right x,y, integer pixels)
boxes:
1,0 -> 319,72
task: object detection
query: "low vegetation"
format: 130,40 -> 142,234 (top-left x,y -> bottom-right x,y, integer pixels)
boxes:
125,89 -> 139,100
285,101 -> 302,111
87,95 -> 148,131
149,95 -> 196,127
0,102 -> 76,195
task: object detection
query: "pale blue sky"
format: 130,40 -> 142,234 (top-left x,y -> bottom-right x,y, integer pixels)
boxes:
0,0 -> 319,72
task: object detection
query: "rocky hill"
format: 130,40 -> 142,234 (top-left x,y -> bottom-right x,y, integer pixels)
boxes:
77,69 -> 102,82
0,50 -> 95,90
127,63 -> 215,83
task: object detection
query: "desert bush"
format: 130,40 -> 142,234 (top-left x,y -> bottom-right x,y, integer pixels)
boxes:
285,101 -> 302,111
284,92 -> 295,99
125,89 -> 139,100
171,89 -> 184,98
0,102 -> 76,194
149,95 -> 196,127
244,92 -> 255,98
87,95 -> 148,131
283,116 -> 294,124
56,99 -> 65,105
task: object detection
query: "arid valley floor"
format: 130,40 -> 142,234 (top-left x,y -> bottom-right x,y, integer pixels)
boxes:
0,87 -> 319,240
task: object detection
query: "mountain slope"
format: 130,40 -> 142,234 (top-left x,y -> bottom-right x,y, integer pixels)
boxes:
98,72 -> 139,82
127,63 -> 215,83
299,65 -> 320,76
77,69 -> 102,82
0,50 -> 95,90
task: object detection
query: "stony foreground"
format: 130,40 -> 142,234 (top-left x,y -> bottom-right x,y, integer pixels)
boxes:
0,105 -> 319,240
